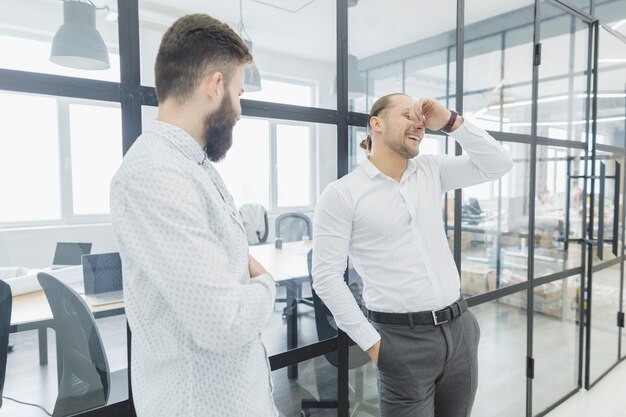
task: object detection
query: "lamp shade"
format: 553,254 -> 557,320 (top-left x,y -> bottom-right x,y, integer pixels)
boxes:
50,1 -> 110,70
332,53 -> 365,99
243,39 -> 262,92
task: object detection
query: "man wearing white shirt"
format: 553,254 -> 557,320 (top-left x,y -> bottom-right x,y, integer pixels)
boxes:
312,93 -> 513,417
110,14 -> 278,417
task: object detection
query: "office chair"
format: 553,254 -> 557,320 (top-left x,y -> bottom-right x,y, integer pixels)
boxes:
275,213 -> 314,313
0,280 -> 12,409
239,203 -> 269,245
37,272 -> 127,416
300,250 -> 378,417
275,212 -> 312,243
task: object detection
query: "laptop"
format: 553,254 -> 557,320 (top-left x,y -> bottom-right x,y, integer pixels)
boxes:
82,252 -> 124,306
51,242 -> 92,269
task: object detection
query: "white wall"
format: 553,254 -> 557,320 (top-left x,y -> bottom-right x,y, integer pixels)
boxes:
0,223 -> 118,268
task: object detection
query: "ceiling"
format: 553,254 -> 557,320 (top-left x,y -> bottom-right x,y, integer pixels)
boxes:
134,0 -> 540,63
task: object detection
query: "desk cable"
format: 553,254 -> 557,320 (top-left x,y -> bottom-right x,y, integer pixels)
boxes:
2,395 -> 52,416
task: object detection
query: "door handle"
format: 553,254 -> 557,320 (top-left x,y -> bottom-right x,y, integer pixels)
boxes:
613,162 -> 620,257
598,162 -> 605,260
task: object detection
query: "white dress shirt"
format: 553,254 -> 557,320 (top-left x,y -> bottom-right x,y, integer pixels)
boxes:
110,120 -> 278,417
312,121 -> 513,351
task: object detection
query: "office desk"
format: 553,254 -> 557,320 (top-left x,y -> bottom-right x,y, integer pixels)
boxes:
249,240 -> 312,378
9,265 -> 124,367
11,288 -> 125,367
11,243 -> 312,378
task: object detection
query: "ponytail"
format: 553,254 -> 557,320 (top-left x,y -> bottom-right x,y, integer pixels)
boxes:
362,93 -> 408,155
359,135 -> 372,153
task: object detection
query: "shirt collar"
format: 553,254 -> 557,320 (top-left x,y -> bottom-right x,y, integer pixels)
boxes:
147,119 -> 207,165
361,157 -> 418,182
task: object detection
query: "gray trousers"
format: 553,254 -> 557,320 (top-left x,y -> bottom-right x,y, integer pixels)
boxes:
371,309 -> 480,417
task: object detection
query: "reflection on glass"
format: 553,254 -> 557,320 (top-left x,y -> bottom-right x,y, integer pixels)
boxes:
349,0 -> 456,113
533,276 -> 581,414
534,146 -> 585,277
589,264 -> 621,383
405,49 -> 454,104
0,0 -> 120,81
70,103 -> 123,215
270,356 -> 338,417
461,143 -> 530,297
558,0 -> 591,13
536,1 -> 591,141
595,1 -> 626,38
471,294 -> 527,417
596,26 -> 626,147
464,26 -> 534,134
367,63 -> 403,109
0,92 -> 60,223
138,1 -> 336,109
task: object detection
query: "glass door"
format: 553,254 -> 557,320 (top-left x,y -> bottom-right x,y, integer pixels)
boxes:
586,150 -> 625,387
531,2 -> 591,414
584,20 -> 626,389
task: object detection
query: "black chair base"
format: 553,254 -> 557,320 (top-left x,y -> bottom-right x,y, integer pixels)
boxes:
300,399 -> 338,416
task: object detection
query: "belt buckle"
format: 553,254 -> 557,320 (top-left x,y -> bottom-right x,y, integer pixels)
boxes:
432,309 -> 448,326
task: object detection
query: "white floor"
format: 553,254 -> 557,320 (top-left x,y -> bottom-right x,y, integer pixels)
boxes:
545,359 -> 626,417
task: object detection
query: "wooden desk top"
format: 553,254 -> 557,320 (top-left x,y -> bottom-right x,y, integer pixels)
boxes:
11,241 -> 311,328
11,290 -> 124,328
249,240 -> 312,283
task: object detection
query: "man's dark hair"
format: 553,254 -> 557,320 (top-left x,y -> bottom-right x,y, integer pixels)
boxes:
155,14 -> 252,103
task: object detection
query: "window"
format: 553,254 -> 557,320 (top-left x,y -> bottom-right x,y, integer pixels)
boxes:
0,92 -> 122,226
216,79 -> 316,212
0,92 -> 60,222
276,123 -> 312,207
69,103 -> 123,215
217,118 -> 271,208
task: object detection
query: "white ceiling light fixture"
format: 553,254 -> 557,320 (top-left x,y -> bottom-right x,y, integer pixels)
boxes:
50,0 -> 110,70
238,0 -> 262,92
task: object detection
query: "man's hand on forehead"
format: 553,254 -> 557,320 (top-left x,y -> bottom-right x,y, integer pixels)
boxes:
408,104 -> 426,124
411,98 -> 452,131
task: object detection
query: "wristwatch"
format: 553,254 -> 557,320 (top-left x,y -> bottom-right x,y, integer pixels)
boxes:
441,110 -> 458,133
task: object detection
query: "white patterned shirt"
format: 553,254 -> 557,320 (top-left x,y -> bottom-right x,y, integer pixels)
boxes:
312,121 -> 513,351
110,120 -> 278,417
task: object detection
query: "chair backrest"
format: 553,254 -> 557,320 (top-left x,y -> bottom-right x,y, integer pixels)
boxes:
0,280 -> 12,408
53,242 -> 92,266
37,272 -> 110,416
276,213 -> 312,243
307,250 -> 370,369
239,203 -> 269,245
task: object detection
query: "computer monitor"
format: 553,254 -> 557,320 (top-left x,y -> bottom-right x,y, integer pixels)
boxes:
81,252 -> 123,295
52,242 -> 92,267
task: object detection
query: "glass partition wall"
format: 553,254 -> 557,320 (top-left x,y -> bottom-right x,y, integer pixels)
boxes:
1,1 -> 625,417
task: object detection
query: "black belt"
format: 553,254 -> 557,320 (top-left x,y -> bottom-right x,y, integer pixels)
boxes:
368,298 -> 468,326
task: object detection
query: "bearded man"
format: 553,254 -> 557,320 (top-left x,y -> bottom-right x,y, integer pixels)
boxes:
110,14 -> 278,417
